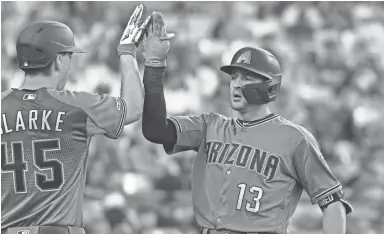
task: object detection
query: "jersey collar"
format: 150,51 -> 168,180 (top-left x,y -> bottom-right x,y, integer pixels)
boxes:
236,113 -> 278,128
12,87 -> 52,92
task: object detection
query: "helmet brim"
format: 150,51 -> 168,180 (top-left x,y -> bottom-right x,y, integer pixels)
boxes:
220,64 -> 250,75
220,63 -> 272,80
64,45 -> 86,53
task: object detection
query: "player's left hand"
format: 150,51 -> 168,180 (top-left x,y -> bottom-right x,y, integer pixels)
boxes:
117,4 -> 151,57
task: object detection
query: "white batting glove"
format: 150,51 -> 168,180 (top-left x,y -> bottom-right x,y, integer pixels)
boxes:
117,4 -> 151,57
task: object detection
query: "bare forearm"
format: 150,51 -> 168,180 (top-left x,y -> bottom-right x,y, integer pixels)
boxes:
120,55 -> 144,124
322,201 -> 346,234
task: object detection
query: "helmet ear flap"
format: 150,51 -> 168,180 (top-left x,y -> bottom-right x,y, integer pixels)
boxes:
242,81 -> 272,104
17,44 -> 54,69
268,83 -> 281,96
267,83 -> 281,101
242,79 -> 282,104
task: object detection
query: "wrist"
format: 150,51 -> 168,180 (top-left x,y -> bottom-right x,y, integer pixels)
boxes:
119,54 -> 137,64
145,58 -> 167,68
117,44 -> 137,57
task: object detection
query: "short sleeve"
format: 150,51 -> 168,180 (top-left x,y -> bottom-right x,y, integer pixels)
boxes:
47,90 -> 126,139
165,114 -> 209,154
292,130 -> 343,205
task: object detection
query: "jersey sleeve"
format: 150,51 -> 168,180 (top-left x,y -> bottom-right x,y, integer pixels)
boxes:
292,129 -> 343,204
165,114 -> 209,154
48,90 -> 126,139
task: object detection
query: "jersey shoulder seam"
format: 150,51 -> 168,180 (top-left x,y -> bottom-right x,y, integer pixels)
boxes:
208,112 -> 230,120
276,117 -> 311,141
45,89 -> 93,136
277,118 -> 313,162
1,89 -> 14,100
207,112 -> 232,125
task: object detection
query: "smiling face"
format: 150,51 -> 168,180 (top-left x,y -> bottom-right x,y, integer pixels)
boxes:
229,68 -> 267,111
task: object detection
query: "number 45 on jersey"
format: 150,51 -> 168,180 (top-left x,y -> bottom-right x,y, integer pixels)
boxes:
1,139 -> 64,193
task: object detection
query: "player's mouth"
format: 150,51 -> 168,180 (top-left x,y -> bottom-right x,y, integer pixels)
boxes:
232,92 -> 243,101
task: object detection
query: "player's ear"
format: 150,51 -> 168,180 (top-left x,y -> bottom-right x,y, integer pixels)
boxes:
53,54 -> 63,72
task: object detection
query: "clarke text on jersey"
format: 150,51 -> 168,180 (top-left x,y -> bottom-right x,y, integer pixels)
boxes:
1,110 -> 66,134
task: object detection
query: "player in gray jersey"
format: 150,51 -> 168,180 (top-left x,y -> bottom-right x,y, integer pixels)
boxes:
1,5 -> 150,234
141,12 -> 353,234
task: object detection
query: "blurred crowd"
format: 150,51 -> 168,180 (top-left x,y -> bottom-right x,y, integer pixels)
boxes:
2,2 -> 384,234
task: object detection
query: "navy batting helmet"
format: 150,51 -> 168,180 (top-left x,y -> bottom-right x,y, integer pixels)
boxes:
220,47 -> 282,104
16,21 -> 85,70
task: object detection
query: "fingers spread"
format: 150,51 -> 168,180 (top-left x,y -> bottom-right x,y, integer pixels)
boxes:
136,4 -> 144,24
128,5 -> 143,26
160,26 -> 167,38
129,6 -> 139,25
152,11 -> 160,37
156,12 -> 165,27
152,11 -> 167,37
143,11 -> 173,40
146,11 -> 155,37
136,13 -> 152,42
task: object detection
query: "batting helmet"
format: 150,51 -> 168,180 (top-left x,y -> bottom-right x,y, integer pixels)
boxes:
220,47 -> 282,104
16,21 -> 85,70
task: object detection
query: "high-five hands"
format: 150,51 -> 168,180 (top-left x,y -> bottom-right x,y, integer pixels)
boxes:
142,11 -> 175,67
117,4 -> 152,57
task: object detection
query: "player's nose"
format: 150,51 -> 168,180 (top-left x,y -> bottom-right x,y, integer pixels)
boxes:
232,77 -> 242,88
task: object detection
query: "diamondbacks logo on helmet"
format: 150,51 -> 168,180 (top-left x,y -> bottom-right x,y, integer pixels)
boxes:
236,50 -> 251,64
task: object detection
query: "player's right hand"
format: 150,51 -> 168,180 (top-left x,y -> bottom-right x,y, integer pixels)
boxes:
143,11 -> 175,67
117,4 -> 151,57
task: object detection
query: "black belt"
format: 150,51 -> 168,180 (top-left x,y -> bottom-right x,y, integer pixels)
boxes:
2,226 -> 85,234
201,227 -> 273,234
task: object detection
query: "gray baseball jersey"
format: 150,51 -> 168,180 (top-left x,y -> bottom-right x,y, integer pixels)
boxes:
1,88 -> 126,229
166,113 -> 344,234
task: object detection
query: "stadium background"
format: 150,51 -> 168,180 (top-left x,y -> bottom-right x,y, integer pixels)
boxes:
1,1 -> 384,234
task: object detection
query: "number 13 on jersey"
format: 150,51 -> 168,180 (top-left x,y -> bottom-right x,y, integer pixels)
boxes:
236,183 -> 264,213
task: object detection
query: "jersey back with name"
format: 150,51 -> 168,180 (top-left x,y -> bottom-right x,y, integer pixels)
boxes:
167,113 -> 345,234
1,88 -> 126,229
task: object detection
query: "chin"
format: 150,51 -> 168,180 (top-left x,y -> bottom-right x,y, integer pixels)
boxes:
230,101 -> 246,111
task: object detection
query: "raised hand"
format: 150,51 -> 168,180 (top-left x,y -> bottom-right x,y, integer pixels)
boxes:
117,4 -> 152,57
142,11 -> 175,67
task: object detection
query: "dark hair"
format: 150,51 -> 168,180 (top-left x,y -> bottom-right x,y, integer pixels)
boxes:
23,52 -> 72,77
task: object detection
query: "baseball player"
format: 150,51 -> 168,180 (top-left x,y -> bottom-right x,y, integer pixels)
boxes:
141,12 -> 353,234
1,5 -> 151,234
